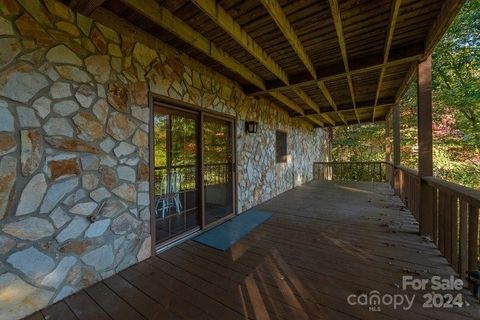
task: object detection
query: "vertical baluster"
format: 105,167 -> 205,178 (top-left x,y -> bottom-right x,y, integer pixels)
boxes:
459,200 -> 469,283
451,196 -> 459,272
432,187 -> 438,245
468,205 -> 479,274
444,194 -> 452,263
438,190 -> 445,254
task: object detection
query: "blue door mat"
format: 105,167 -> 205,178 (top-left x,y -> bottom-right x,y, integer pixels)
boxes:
193,210 -> 273,251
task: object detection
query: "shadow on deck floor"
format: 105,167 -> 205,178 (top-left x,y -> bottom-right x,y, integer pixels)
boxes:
28,181 -> 479,320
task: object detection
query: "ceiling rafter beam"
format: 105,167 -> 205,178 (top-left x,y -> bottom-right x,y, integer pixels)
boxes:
120,0 -> 266,90
373,0 -> 401,122
306,115 -> 324,127
317,81 -> 347,125
292,87 -> 335,126
269,92 -> 305,115
191,0 -> 289,85
244,45 -> 423,95
70,0 -> 106,15
261,0 -> 317,79
328,0 -> 360,123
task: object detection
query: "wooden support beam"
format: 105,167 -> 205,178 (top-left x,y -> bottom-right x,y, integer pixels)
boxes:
317,81 -> 347,125
328,0 -> 359,123
292,87 -> 334,126
269,92 -> 304,115
245,44 -> 423,95
385,113 -> 391,163
418,56 -> 433,236
373,0 -> 401,122
306,115 -> 324,127
120,0 -> 266,90
261,0 -> 316,79
192,0 -> 289,85
70,0 -> 106,15
325,115 -> 388,128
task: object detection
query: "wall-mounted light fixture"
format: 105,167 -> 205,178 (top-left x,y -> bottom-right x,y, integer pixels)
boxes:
245,121 -> 258,134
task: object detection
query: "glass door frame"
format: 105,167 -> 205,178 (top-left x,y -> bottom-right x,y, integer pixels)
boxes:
149,95 -> 237,250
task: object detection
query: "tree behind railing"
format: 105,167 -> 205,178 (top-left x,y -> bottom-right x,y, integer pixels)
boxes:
313,161 -> 392,182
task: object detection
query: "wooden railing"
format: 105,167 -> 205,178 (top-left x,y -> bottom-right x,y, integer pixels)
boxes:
393,166 -> 480,283
313,162 -> 480,283
313,161 -> 392,182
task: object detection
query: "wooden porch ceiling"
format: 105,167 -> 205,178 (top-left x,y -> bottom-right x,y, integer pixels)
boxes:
63,0 -> 465,127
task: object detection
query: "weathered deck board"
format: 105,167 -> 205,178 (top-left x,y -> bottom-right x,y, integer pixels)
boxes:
34,181 -> 480,320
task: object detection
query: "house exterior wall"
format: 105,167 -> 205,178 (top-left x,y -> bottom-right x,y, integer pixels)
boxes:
0,1 -> 327,319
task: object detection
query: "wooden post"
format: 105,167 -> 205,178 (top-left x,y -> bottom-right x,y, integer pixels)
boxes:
393,104 -> 400,194
417,55 -> 433,236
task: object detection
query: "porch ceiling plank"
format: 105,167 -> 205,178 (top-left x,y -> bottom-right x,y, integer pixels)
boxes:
292,87 -> 335,126
244,44 -> 423,96
269,91 -> 305,115
70,0 -> 106,15
327,0 -> 360,123
260,0 -> 317,79
191,0 -> 290,85
317,81 -> 347,125
372,0 -> 401,122
119,0 -> 266,91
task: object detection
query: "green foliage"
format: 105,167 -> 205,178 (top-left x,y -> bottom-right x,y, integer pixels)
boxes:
333,0 -> 480,190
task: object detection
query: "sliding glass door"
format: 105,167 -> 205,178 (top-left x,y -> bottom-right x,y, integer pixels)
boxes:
153,104 -> 235,245
203,115 -> 235,226
153,106 -> 200,244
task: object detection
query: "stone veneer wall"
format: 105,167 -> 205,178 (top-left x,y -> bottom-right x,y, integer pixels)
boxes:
0,1 -> 327,319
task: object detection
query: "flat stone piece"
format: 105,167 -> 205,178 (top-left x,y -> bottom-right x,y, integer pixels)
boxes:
117,165 -> 136,183
75,84 -> 96,108
0,16 -> 14,35
53,99 -> 79,116
0,38 -> 22,68
100,166 -> 117,188
73,111 -> 105,141
111,212 -> 140,234
20,129 -> 43,176
90,187 -> 111,202
90,26 -> 107,53
32,96 -> 51,119
16,173 -> 47,215
0,62 -> 49,103
45,136 -> 99,154
17,106 -> 40,128
44,0 -> 75,22
0,132 -> 16,156
0,272 -> 54,320
50,82 -> 71,99
85,219 -> 110,238
0,102 -> 14,132
133,42 -> 157,68
40,177 -> 79,213
55,65 -> 91,83
56,21 -> 80,37
0,234 -> 15,254
0,156 -> 16,219
114,141 -> 136,158
41,256 -> 77,288
43,117 -> 74,137
15,14 -> 53,46
48,157 -> 80,180
46,44 -> 82,66
70,201 -> 98,216
112,183 -> 136,203
85,55 -> 110,84
107,81 -> 128,113
106,112 -> 135,141
137,236 -> 151,261
3,217 -> 54,240
81,244 -> 114,271
96,23 -> 119,43
77,13 -> 92,35
92,99 -> 109,124
49,206 -> 71,228
131,105 -> 149,123
17,0 -> 53,27
56,216 -> 89,243
82,174 -> 99,191
81,154 -> 100,171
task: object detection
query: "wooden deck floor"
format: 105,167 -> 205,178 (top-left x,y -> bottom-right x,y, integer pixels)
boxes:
28,181 -> 479,320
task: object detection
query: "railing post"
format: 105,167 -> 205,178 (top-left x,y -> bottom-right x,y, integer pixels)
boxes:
385,113 -> 391,183
418,55 -> 433,237
393,104 -> 400,194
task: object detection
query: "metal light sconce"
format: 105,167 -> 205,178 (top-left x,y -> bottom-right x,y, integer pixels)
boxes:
245,121 -> 258,134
